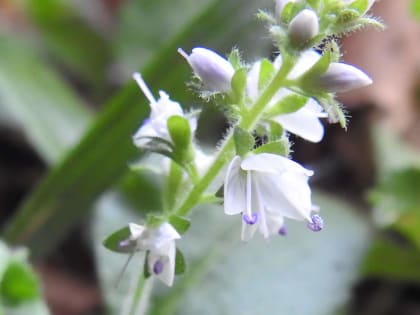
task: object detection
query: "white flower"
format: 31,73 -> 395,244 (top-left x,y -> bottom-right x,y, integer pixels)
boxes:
288,9 -> 319,45
132,72 -> 189,147
178,47 -> 235,93
247,60 -> 327,143
127,222 -> 181,286
224,153 -> 322,241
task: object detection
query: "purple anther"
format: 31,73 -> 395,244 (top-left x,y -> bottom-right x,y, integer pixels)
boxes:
141,117 -> 151,127
153,260 -> 164,275
242,213 -> 258,225
278,225 -> 287,236
307,214 -> 324,232
119,239 -> 131,249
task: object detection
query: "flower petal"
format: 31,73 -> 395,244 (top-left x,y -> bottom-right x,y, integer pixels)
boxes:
224,156 -> 247,215
241,153 -> 313,176
273,103 -> 325,143
148,242 -> 176,286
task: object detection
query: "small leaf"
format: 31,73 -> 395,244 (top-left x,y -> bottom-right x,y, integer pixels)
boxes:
348,0 -> 369,14
265,94 -> 308,116
144,251 -> 151,279
258,59 -> 275,91
230,68 -> 247,104
0,261 -> 40,306
252,140 -> 288,156
234,127 -> 255,157
300,50 -> 331,84
169,215 -> 191,234
411,0 -> 420,19
227,48 -> 242,70
167,116 -> 192,151
175,248 -> 186,275
102,226 -> 133,254
267,120 -> 285,141
167,116 -> 193,165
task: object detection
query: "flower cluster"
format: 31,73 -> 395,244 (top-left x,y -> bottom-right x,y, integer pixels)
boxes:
104,0 -> 380,287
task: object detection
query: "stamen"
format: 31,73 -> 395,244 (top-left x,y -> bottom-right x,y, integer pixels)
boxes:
307,214 -> 324,232
118,239 -> 131,249
278,225 -> 287,236
242,213 -> 258,225
132,72 -> 157,104
153,260 -> 164,275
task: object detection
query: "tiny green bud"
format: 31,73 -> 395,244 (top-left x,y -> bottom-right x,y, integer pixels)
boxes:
288,9 -> 319,46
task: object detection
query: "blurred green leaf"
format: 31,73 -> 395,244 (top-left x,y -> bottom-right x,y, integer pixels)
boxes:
24,0 -> 111,87
369,167 -> 420,215
411,0 -> 420,19
0,261 -> 40,306
4,0 -> 272,258
0,36 -> 92,164
362,238 -> 420,282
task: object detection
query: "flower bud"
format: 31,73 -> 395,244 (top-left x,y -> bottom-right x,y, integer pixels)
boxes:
178,47 -> 234,93
317,62 -> 372,93
288,9 -> 319,46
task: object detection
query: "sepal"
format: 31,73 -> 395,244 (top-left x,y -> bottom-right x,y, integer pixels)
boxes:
168,215 -> 191,234
265,93 -> 308,117
234,127 -> 255,157
175,248 -> 186,275
167,115 -> 194,165
252,140 -> 289,156
103,226 -> 134,254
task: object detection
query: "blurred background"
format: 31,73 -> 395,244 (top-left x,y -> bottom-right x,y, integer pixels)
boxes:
0,0 -> 419,314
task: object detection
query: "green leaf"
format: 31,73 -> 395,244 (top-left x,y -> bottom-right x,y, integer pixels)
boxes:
169,216 -> 191,235
411,0 -> 420,19
265,93 -> 308,116
348,0 -> 369,14
230,68 -> 248,104
0,36 -> 92,164
0,261 -> 40,306
258,59 -> 275,91
252,140 -> 288,156
300,50 -> 331,85
227,48 -> 243,70
102,226 -> 134,254
234,127 -> 255,157
24,0 -> 111,87
167,116 -> 192,164
369,167 -> 420,216
175,248 -> 186,275
362,238 -> 420,282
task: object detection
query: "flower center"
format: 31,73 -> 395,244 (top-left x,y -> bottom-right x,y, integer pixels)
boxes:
242,213 -> 258,225
153,259 -> 164,275
307,214 -> 324,232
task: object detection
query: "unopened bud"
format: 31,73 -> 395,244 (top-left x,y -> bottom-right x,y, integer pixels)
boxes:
288,9 -> 319,46
178,47 -> 234,93
317,62 -> 372,93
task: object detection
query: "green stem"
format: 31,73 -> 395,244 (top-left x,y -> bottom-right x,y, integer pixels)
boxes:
128,272 -> 147,315
173,55 -> 295,217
